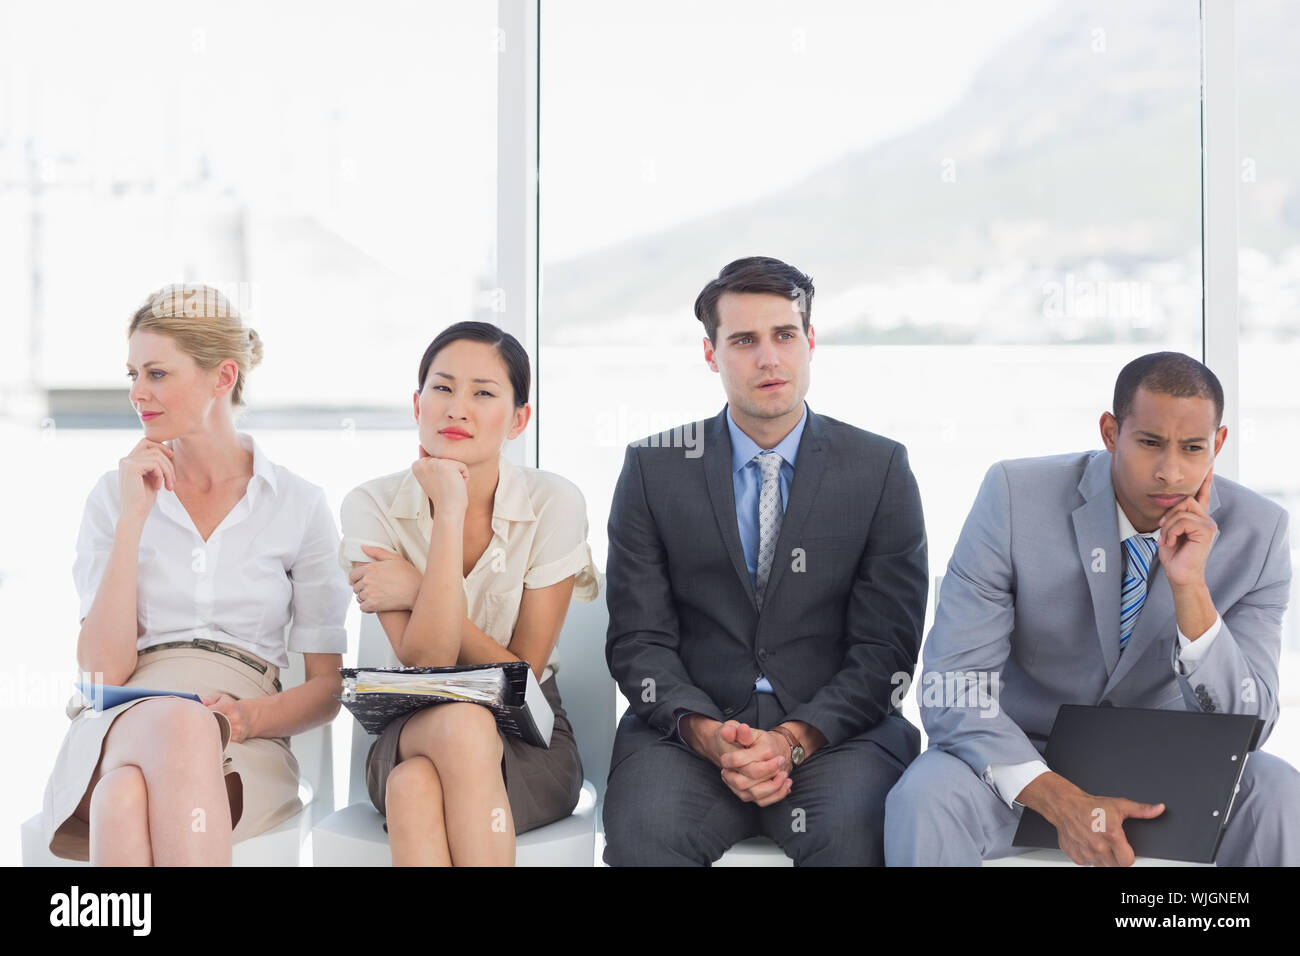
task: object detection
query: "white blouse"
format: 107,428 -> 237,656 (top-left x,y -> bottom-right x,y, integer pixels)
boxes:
73,432 -> 351,669
339,455 -> 600,680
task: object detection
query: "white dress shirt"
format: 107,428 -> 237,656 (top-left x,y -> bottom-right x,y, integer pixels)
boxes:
338,455 -> 600,682
73,432 -> 351,670
986,500 -> 1224,808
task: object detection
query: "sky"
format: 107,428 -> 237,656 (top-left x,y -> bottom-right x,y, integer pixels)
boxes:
1,0 -> 1055,271
541,0 -> 1056,259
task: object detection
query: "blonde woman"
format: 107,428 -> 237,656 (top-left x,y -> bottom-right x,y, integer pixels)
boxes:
42,285 -> 350,865
341,321 -> 598,866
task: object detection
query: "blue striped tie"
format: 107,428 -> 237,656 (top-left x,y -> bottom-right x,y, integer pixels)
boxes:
1119,535 -> 1159,651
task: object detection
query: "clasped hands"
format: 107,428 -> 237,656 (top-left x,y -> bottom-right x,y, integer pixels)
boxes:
682,715 -> 795,806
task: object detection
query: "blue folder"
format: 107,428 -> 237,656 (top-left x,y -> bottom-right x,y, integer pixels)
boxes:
74,683 -> 203,710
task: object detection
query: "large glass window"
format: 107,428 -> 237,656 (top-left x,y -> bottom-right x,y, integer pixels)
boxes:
1,0 -> 499,863
540,3 -> 1201,609
540,0 -> 1204,740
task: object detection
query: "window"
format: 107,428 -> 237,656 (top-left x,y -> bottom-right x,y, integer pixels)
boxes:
1,0 -> 500,859
540,0 -> 1202,594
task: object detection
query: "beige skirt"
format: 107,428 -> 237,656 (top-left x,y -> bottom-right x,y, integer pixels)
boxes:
42,643 -> 303,861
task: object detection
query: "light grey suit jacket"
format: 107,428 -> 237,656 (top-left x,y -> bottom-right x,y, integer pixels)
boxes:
920,449 -> 1291,785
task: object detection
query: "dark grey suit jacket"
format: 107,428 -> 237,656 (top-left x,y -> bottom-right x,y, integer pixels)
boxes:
605,404 -> 928,769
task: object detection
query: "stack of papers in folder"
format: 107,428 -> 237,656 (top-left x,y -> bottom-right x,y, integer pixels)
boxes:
344,667 -> 506,704
337,660 -> 554,747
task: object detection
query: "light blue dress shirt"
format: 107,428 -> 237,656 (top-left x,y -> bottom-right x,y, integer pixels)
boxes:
727,403 -> 807,693
672,404 -> 810,739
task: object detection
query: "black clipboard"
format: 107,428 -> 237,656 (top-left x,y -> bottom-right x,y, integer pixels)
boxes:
1013,704 -> 1263,863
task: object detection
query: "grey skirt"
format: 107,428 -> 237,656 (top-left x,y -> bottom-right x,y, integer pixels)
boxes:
42,644 -> 302,861
366,674 -> 583,835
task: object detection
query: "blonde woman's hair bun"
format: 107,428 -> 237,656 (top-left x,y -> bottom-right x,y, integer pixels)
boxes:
245,327 -> 264,371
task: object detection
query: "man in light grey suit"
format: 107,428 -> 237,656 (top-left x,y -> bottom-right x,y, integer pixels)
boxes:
602,256 -> 928,866
886,352 -> 1300,866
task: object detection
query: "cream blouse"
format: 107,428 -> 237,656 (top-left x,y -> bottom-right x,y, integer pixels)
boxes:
338,456 -> 600,679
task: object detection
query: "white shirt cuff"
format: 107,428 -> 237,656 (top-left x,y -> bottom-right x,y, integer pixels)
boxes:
986,760 -> 1050,809
1175,614 -> 1223,675
287,624 -> 349,655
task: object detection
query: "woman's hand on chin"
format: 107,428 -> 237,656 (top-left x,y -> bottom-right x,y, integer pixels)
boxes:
411,455 -> 469,518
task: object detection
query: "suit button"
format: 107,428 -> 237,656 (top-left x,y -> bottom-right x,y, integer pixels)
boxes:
722,706 -> 736,717
757,649 -> 768,662
1099,699 -> 1113,707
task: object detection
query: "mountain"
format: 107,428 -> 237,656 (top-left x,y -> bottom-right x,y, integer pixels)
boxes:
542,0 -> 1300,345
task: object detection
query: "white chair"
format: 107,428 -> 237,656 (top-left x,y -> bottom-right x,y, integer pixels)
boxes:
983,848 -> 1212,866
312,594 -> 614,866
715,836 -> 794,866
20,650 -> 331,867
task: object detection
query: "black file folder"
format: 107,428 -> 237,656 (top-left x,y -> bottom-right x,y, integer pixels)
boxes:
337,660 -> 554,747
1012,704 -> 1264,863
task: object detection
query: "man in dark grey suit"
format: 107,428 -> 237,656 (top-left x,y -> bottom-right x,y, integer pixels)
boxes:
601,256 -> 928,865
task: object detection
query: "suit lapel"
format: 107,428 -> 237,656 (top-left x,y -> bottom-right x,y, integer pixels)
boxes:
702,408 -> 758,608
1103,475 -> 1223,695
761,408 -> 828,609
1071,451 -> 1122,678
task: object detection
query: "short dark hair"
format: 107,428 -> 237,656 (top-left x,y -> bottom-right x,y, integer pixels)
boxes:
694,256 -> 815,344
1113,351 -> 1224,428
417,321 -> 530,407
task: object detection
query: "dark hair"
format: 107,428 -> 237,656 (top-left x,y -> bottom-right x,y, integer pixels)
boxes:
1113,351 -> 1224,428
416,321 -> 530,407
694,256 -> 815,344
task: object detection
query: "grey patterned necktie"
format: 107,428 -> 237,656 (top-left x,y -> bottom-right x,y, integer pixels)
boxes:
754,451 -> 785,608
